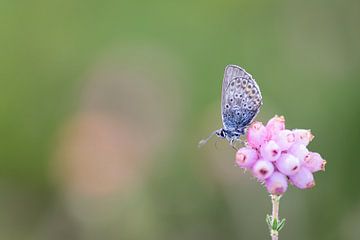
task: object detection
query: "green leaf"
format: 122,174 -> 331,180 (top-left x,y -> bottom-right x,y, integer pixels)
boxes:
277,218 -> 286,231
272,218 -> 278,230
266,215 -> 272,229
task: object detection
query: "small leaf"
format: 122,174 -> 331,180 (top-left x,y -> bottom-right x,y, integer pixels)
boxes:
272,218 -> 278,230
266,215 -> 272,228
277,218 -> 286,231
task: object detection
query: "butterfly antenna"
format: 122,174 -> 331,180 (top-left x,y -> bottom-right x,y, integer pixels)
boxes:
198,130 -> 218,148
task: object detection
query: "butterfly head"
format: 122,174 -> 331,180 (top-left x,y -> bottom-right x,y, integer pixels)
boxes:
216,128 -> 243,141
199,128 -> 245,148
215,129 -> 226,138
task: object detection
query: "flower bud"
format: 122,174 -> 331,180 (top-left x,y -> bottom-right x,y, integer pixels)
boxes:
275,154 -> 300,176
272,129 -> 295,151
266,115 -> 285,139
260,140 -> 281,162
247,121 -> 268,149
265,172 -> 288,195
235,147 -> 258,169
288,143 -> 309,164
304,152 -> 326,172
293,129 -> 314,146
290,167 -> 315,189
252,159 -> 274,181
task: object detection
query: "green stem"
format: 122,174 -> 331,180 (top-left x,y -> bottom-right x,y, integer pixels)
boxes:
266,195 -> 285,240
271,195 -> 280,240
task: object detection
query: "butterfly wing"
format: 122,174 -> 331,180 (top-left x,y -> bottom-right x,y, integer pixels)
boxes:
221,65 -> 262,132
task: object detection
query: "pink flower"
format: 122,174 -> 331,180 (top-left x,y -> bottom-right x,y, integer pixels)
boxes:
266,172 -> 288,195
275,154 -> 301,176
266,115 -> 285,139
236,147 -> 258,169
293,129 -> 314,146
260,140 -> 281,162
247,121 -> 268,148
233,114 -> 326,195
272,130 -> 295,151
252,159 -> 274,181
304,152 -> 326,172
289,167 -> 315,189
288,143 -> 309,164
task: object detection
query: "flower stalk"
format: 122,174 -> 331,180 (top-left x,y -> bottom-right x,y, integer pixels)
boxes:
266,195 -> 285,240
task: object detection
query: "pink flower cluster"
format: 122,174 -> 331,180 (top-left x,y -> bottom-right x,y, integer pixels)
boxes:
235,115 -> 326,195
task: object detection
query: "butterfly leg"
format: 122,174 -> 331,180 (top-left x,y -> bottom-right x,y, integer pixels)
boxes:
229,139 -> 238,151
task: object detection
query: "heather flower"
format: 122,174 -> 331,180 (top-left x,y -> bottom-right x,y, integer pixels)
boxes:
232,115 -> 326,239
247,121 -> 268,148
304,152 -> 326,172
272,130 -> 295,151
260,140 -> 281,162
275,154 -> 301,176
293,129 -> 314,146
252,159 -> 274,181
266,172 -> 288,195
288,143 -> 309,164
235,115 -> 326,194
235,147 -> 258,169
266,115 -> 285,138
289,167 -> 315,189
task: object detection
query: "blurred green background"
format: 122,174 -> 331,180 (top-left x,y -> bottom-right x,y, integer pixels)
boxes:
1,0 -> 359,239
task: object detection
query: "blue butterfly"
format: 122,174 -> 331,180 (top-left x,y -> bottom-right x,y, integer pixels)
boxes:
199,64 -> 263,147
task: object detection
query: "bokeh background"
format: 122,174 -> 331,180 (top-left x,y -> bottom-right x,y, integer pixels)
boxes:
1,0 -> 360,239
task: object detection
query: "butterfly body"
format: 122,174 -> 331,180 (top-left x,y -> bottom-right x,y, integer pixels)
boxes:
199,64 -> 262,147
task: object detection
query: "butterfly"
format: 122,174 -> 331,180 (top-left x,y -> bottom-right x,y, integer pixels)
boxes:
199,64 -> 263,148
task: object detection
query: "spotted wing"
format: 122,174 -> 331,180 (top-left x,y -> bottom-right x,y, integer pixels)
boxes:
221,65 -> 262,132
